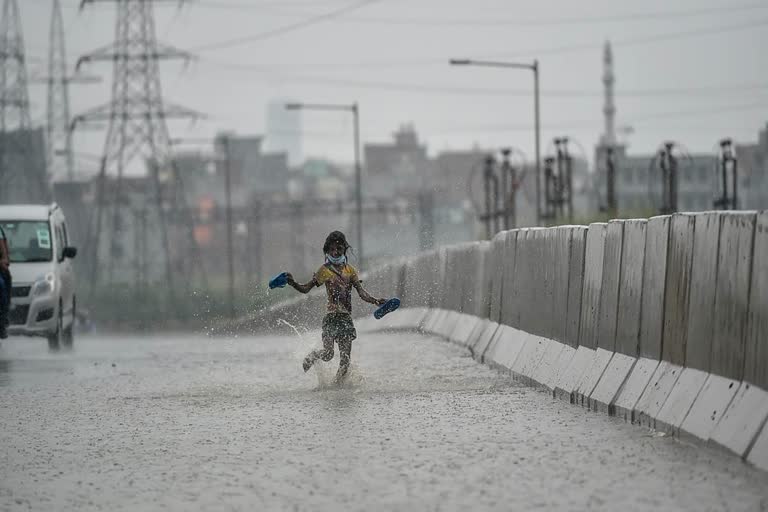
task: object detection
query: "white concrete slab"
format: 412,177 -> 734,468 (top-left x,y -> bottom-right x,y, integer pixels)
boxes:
554,346 -> 595,403
679,373 -> 740,442
436,310 -> 461,339
484,325 -> 527,372
544,345 -> 577,393
589,353 -> 636,414
746,416 -> 768,472
510,333 -> 546,384
655,367 -> 709,435
530,340 -> 565,389
613,358 -> 660,423
471,321 -> 500,363
634,361 -> 683,429
711,382 -> 768,457
421,309 -> 443,334
449,314 -> 482,348
574,348 -> 614,407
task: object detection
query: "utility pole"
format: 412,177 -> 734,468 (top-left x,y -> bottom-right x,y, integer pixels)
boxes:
0,0 -> 49,203
72,0 -> 203,307
659,142 -> 678,214
221,135 -> 235,319
605,146 -> 617,216
417,190 -> 435,251
714,138 -> 738,210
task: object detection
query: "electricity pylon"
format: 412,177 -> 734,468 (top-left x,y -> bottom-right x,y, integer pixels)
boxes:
72,0 -> 206,306
0,0 -> 49,202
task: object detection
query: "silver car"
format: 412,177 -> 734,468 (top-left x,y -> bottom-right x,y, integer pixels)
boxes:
0,204 -> 77,349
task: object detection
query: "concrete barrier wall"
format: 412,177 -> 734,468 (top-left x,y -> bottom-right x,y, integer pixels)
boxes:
578,223 -> 608,349
685,213 -> 721,371
662,214 -> 696,366
244,209 -> 768,472
596,220 -> 625,352
746,211 -> 768,389
615,219 -> 647,356
639,215 -> 670,360
711,212 -> 757,381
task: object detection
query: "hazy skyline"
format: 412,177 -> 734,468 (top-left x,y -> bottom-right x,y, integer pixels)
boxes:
19,0 -> 768,174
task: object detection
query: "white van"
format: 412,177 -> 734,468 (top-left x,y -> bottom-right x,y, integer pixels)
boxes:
0,204 -> 77,349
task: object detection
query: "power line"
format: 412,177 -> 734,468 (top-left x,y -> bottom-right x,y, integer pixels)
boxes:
192,63 -> 768,99
202,2 -> 768,28
191,0 -> 383,52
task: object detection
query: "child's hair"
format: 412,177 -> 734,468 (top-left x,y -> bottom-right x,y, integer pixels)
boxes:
323,231 -> 351,254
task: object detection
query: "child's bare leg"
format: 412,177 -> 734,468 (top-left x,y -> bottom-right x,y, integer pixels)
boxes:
336,339 -> 352,381
303,336 -> 334,372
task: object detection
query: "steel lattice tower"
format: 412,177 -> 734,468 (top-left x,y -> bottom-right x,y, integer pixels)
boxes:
46,0 -> 75,182
0,0 -> 49,201
73,0 -> 205,303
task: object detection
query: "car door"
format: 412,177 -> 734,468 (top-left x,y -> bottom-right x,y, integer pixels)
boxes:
55,218 -> 74,323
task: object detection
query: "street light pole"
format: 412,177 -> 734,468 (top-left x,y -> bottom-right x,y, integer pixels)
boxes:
450,58 -> 542,225
222,135 -> 235,319
352,102 -> 363,268
285,102 -> 365,268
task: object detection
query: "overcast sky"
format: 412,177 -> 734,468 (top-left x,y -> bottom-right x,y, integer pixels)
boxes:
20,0 -> 768,173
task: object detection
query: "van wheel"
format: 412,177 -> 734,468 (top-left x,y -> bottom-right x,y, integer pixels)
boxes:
47,306 -> 63,351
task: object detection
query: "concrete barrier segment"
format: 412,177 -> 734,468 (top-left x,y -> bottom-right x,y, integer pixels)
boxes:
711,212 -> 757,381
745,211 -> 768,390
634,361 -> 683,429
551,226 -> 573,343
448,314 -> 482,348
578,223 -> 608,350
546,345 -> 577,394
615,219 -> 647,357
470,320 -> 500,363
588,353 -> 636,414
747,417 -> 768,472
679,373 -> 740,442
530,339 -> 566,390
483,325 -> 527,372
553,346 -> 595,403
510,332 -> 547,384
574,347 -> 614,407
684,212 -> 722,372
654,367 -> 708,435
661,213 -> 696,366
488,231 -> 507,323
565,226 -> 588,348
596,220 -> 625,351
639,215 -> 671,360
612,358 -> 660,423
711,382 -> 768,458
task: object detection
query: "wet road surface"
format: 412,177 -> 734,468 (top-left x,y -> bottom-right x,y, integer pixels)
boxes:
1,330 -> 767,511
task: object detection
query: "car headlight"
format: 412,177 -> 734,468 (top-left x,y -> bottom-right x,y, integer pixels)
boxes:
32,273 -> 56,297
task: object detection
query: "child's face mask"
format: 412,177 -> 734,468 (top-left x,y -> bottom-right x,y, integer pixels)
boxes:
326,253 -> 346,265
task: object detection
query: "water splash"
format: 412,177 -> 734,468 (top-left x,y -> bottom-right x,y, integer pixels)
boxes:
277,317 -> 365,390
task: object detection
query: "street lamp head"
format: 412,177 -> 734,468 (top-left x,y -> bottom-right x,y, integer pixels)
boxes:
284,103 -> 303,111
449,58 -> 471,66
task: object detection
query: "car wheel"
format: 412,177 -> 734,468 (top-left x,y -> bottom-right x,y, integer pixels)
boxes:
47,305 -> 63,351
63,297 -> 75,348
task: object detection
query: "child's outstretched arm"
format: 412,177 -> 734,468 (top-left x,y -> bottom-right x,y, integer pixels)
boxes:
353,279 -> 386,306
286,273 -> 316,294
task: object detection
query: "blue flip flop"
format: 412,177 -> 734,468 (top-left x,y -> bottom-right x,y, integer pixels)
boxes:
374,298 -> 401,320
269,272 -> 289,289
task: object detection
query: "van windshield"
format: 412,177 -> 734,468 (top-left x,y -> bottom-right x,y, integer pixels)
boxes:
0,221 -> 53,263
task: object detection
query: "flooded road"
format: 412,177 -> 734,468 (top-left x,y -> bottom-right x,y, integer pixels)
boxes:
1,330 -> 767,511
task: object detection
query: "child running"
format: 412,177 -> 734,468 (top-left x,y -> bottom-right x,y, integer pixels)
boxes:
286,231 -> 386,382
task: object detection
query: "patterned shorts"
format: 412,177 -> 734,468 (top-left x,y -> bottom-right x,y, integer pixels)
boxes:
322,312 -> 357,343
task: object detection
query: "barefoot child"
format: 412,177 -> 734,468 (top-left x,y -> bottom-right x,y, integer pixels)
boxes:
286,231 -> 386,382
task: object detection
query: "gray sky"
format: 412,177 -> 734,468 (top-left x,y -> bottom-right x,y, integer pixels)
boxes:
21,0 -> 768,173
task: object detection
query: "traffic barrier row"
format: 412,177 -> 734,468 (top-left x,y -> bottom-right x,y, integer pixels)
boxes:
356,211 -> 768,472
230,210 -> 768,472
